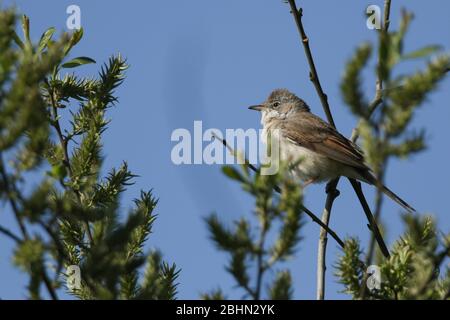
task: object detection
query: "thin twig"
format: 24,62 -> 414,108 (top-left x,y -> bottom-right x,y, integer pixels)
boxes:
41,268 -> 58,300
383,0 -> 392,32
241,282 -> 257,300
316,185 -> 339,300
300,205 -> 344,248
287,1 -> 335,127
0,224 -> 22,243
365,179 -> 385,264
349,179 -> 390,257
255,207 -> 269,300
212,132 -> 345,248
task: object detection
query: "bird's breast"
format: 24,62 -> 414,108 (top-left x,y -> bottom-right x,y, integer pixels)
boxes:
282,141 -> 335,182
261,128 -> 342,182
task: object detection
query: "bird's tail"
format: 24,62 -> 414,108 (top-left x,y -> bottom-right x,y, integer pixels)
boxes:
380,183 -> 416,213
360,170 -> 416,213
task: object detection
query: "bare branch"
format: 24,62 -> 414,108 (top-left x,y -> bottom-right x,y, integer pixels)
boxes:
0,224 -> 22,243
255,214 -> 269,300
316,185 -> 339,300
287,1 -> 335,127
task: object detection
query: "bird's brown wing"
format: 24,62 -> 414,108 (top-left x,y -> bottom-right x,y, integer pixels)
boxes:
281,111 -> 369,170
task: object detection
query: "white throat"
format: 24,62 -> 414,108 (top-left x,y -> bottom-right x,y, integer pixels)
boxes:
260,109 -> 286,127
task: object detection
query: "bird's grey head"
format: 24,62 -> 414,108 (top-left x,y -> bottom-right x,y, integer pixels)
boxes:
249,89 -> 310,125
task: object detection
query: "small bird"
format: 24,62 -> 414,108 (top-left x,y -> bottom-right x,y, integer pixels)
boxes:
249,88 -> 416,213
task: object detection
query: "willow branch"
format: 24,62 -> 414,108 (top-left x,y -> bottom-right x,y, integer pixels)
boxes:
416,246 -> 450,298
316,186 -> 339,300
48,86 -> 94,244
287,1 -> 335,127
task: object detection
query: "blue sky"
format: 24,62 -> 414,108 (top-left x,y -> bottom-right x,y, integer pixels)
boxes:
0,0 -> 449,299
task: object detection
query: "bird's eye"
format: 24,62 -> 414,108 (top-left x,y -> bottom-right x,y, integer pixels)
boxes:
272,101 -> 280,108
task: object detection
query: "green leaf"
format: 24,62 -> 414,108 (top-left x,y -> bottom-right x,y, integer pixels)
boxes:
49,163 -> 68,179
38,27 -> 56,52
62,56 -> 96,68
222,166 -> 245,183
21,15 -> 30,46
377,32 -> 391,81
13,239 -> 45,272
12,31 -> 24,49
340,43 -> 372,118
64,28 -> 84,55
201,289 -> 226,300
401,45 -> 442,60
268,270 -> 293,300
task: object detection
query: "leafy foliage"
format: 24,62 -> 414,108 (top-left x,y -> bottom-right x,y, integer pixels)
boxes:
341,10 -> 449,172
337,8 -> 449,300
341,43 -> 372,118
335,214 -> 450,300
204,163 -> 304,300
201,288 -> 226,300
0,9 -> 178,300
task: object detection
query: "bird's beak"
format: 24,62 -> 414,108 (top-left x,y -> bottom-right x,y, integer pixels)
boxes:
248,104 -> 265,111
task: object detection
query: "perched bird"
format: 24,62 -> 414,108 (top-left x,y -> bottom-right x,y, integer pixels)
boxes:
249,88 -> 415,213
